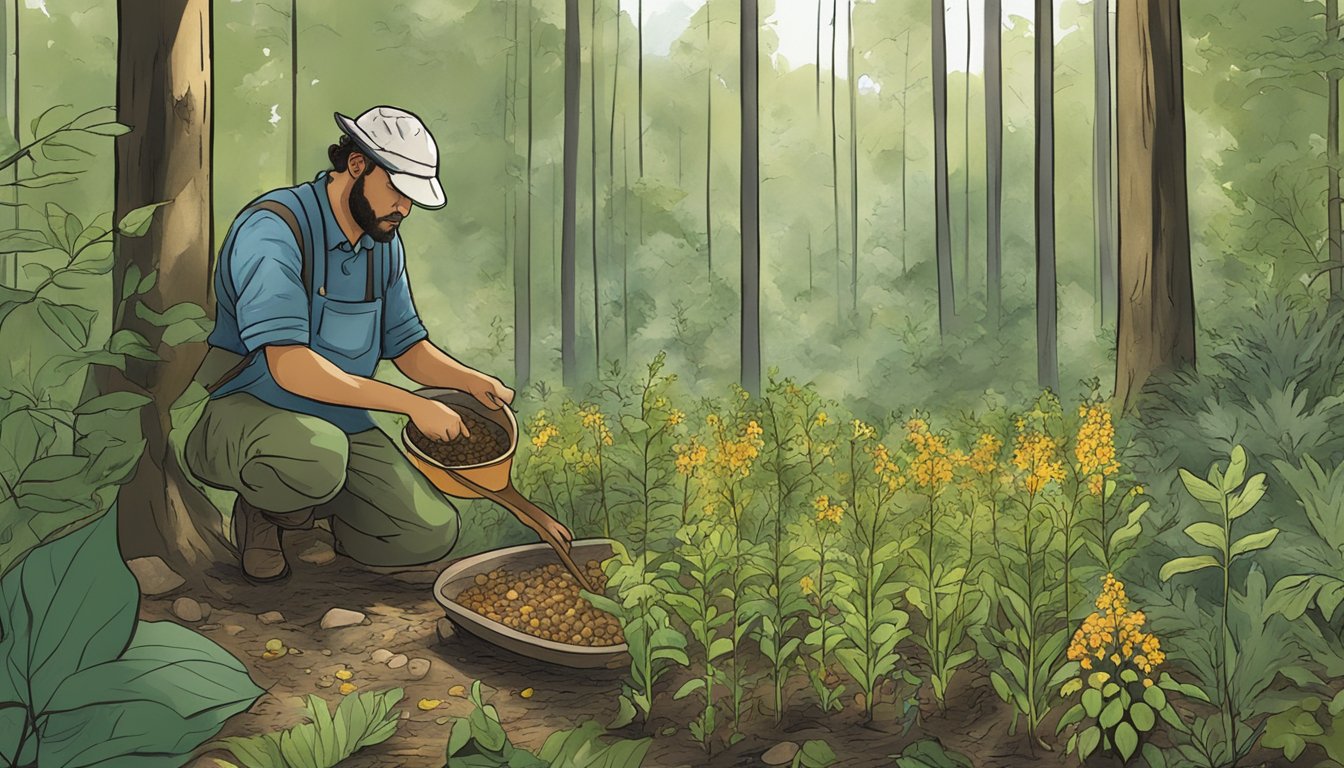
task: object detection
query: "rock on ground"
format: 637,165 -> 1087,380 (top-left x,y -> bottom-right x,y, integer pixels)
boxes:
387,653 -> 408,669
436,618 -> 455,643
370,648 -> 393,664
298,540 -> 336,565
172,597 -> 203,622
258,611 -> 286,625
406,658 -> 430,679
762,742 -> 800,766
320,608 -> 366,629
126,557 -> 184,596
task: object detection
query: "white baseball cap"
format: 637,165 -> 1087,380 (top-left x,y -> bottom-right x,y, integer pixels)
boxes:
334,106 -> 446,209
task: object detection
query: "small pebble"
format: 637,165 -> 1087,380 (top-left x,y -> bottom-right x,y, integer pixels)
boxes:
370,649 -> 393,664
387,654 -> 408,669
172,597 -> 203,622
258,611 -> 285,625
406,658 -> 431,680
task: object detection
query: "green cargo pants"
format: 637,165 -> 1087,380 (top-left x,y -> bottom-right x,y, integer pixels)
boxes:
183,392 -> 461,567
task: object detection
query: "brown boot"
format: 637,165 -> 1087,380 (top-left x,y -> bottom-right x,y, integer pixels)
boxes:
232,497 -> 291,583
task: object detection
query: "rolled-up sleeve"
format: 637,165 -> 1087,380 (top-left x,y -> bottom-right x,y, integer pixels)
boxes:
231,211 -> 309,352
382,238 -> 429,359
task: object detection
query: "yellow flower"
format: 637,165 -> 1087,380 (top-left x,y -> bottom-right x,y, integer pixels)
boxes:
852,419 -> 877,441
814,411 -> 829,427
1076,403 -> 1120,495
800,575 -> 815,595
667,409 -> 685,427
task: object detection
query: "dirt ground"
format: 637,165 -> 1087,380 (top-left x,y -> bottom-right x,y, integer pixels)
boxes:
146,527 -> 1291,768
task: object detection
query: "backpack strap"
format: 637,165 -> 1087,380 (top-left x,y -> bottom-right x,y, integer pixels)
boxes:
205,199 -> 309,395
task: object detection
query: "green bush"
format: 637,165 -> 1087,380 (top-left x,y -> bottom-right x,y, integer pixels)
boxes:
209,688 -> 403,768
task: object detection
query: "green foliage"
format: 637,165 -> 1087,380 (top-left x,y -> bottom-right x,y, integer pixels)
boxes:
891,739 -> 974,768
442,681 -> 649,768
1059,671 -> 1200,766
209,689 -> 403,768
1264,455 -> 1344,623
789,739 -> 836,768
1262,691 -> 1344,766
0,508 -> 262,768
662,521 -> 733,752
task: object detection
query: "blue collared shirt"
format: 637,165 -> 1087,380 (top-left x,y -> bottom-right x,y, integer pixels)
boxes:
210,171 -> 429,364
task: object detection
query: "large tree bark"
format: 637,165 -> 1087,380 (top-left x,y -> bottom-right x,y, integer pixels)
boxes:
1035,0 -> 1059,392
562,0 -> 579,387
933,0 -> 956,336
109,0 -> 230,568
1095,0 -> 1116,322
1329,0 -> 1341,298
590,0 -> 601,375
1114,0 -> 1195,409
741,0 -> 760,396
705,1 -> 713,281
986,0 -> 1002,327
831,0 -> 840,322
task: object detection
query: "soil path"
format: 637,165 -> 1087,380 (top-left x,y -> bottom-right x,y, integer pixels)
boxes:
149,528 -> 1131,768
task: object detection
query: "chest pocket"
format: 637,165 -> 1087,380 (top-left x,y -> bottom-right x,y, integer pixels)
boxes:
313,296 -> 383,364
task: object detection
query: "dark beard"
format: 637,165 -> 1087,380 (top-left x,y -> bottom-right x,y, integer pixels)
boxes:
349,172 -> 400,244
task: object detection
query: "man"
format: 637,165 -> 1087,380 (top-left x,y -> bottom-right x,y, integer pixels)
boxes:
186,105 -> 571,583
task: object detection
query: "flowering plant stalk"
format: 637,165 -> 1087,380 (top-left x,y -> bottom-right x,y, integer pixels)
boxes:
663,519 -> 733,753
797,494 -> 849,714
704,390 -> 766,740
579,403 -> 615,537
833,425 -> 915,722
1056,574 -> 1198,765
982,411 -> 1070,748
742,376 -> 817,722
904,416 -> 979,709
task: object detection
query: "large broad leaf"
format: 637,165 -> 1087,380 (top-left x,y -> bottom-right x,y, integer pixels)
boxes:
1230,529 -> 1279,559
1178,468 -> 1224,505
134,300 -> 208,328
38,620 -> 263,768
0,509 -> 136,716
1183,522 -> 1226,552
73,392 -> 151,416
893,739 -> 974,768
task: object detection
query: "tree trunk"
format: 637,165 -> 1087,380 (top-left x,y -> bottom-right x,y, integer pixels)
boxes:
816,0 -> 823,115
516,0 -> 533,390
638,0 -> 644,176
2,0 -> 16,288
1329,0 -> 1341,298
562,0 -> 579,387
290,0 -> 297,184
902,34 -> 911,278
1095,0 -> 1116,321
742,0 -> 760,396
109,0 -> 230,568
706,0 -> 713,281
963,0 -> 971,295
622,116 -> 629,360
831,0 -> 840,323
847,0 -> 858,318
986,0 -> 1002,327
591,0 -> 601,376
933,0 -> 956,336
1114,0 -> 1195,409
1035,0 -> 1059,392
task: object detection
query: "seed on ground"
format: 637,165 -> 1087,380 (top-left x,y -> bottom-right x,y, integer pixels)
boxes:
453,562 -> 623,647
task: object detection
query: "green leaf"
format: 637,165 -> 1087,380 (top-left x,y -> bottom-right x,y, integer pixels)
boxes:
1223,445 -> 1248,492
893,739 -> 974,768
1143,683 -> 1167,711
1077,727 -> 1100,759
794,739 -> 836,768
74,392 -> 151,416
1179,468 -> 1224,505
82,122 -> 133,137
134,300 -> 208,328
1183,522 -> 1226,552
116,201 -> 172,238
37,301 -> 95,350
1228,474 -> 1267,519
1082,688 -> 1103,718
1132,702 -> 1156,732
1230,528 -> 1279,558
0,227 -> 54,253
0,510 -> 137,715
137,269 -> 157,295
1160,555 -> 1221,582
1114,722 -> 1139,761
107,329 -> 160,361
121,264 -> 142,301
41,621 -> 263,768
1099,697 -> 1124,728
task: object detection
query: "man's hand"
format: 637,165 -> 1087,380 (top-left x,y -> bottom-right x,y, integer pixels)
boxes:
408,397 -> 472,441
466,372 -> 515,411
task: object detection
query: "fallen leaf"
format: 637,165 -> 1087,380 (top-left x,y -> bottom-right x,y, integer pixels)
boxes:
265,638 -> 284,653
417,698 -> 442,711
448,684 -> 466,697
335,669 -> 353,681
339,682 -> 357,695
520,688 -> 534,699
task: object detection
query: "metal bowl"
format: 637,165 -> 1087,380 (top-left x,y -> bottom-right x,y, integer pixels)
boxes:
433,539 -> 630,669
